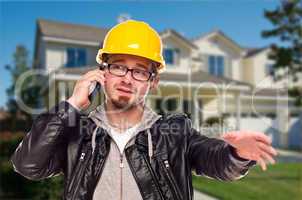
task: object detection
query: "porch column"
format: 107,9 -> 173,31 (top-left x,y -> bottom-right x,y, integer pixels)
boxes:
277,97 -> 289,148
193,92 -> 200,129
145,97 -> 152,108
58,81 -> 67,102
235,92 -> 242,130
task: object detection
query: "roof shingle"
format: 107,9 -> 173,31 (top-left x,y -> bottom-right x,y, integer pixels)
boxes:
37,19 -> 109,44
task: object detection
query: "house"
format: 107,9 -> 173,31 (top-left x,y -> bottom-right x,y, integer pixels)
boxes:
33,19 -> 301,149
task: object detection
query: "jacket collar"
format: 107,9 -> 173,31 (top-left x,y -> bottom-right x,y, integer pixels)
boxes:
88,102 -> 162,135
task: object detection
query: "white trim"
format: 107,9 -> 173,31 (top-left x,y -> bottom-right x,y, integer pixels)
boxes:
242,95 -> 294,101
159,80 -> 250,91
55,73 -> 81,80
51,74 -> 295,98
196,31 -> 243,53
192,94 -> 294,101
235,92 -> 241,129
196,94 -> 293,101
42,36 -> 99,47
243,48 -> 270,59
161,30 -> 195,51
51,73 -> 250,91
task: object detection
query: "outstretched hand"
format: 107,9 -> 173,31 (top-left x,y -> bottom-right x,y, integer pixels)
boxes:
222,131 -> 278,171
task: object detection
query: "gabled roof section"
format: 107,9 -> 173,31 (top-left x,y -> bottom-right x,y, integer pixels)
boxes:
243,47 -> 269,58
160,29 -> 198,50
37,18 -> 109,43
192,29 -> 244,53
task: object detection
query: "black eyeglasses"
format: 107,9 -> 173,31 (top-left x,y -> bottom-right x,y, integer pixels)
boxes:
100,63 -> 156,81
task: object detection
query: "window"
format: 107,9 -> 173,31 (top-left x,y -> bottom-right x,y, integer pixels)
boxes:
265,64 -> 274,76
208,55 -> 224,76
166,99 -> 177,111
155,99 -> 164,115
66,48 -> 87,67
183,100 -> 192,119
163,48 -> 180,65
155,98 -> 178,114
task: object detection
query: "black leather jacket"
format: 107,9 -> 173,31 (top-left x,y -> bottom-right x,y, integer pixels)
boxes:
11,101 -> 255,200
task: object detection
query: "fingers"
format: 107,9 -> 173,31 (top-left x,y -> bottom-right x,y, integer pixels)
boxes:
257,142 -> 278,157
86,68 -> 105,76
257,143 -> 277,164
257,158 -> 267,171
255,132 -> 272,145
86,74 -> 104,86
221,132 -> 237,140
82,70 -> 105,86
259,149 -> 276,164
82,69 -> 105,80
255,143 -> 277,171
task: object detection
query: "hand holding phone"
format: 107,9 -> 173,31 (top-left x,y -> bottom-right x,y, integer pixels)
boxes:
67,64 -> 106,110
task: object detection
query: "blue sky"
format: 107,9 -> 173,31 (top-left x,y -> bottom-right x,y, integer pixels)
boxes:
0,0 -> 280,108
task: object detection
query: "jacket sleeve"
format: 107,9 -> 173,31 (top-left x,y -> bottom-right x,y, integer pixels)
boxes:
10,101 -> 80,181
186,118 -> 256,181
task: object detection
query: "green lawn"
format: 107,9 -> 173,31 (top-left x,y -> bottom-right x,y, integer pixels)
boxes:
192,163 -> 302,200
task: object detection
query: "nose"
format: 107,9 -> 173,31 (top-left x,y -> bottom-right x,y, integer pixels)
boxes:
122,69 -> 133,84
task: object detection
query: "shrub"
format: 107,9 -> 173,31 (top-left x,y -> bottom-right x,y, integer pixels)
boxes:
0,132 -> 64,200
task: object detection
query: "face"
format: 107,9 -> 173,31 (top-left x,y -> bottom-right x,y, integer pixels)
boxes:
103,54 -> 159,110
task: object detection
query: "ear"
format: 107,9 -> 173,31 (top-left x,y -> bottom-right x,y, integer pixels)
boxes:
150,75 -> 159,91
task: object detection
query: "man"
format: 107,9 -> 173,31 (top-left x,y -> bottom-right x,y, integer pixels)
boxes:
11,20 -> 277,200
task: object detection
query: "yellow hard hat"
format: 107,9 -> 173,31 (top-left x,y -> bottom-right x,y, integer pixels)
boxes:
96,20 -> 165,73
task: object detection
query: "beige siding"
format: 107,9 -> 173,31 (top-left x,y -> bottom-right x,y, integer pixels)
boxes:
162,36 -> 192,74
241,49 -> 275,87
37,38 -> 46,69
242,58 -> 254,84
193,37 -> 241,80
251,50 -> 275,87
45,41 -> 98,71
45,43 -> 65,71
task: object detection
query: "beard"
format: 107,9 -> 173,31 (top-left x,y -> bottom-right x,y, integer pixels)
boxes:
111,95 -> 135,110
104,83 -> 146,111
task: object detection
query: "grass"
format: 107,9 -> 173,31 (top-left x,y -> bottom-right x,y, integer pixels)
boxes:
192,163 -> 302,200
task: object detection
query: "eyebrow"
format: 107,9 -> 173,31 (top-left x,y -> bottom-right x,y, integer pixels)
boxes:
110,59 -> 125,64
110,58 -> 150,71
135,63 -> 149,70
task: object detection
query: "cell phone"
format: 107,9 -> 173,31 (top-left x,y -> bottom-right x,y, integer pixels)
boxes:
88,63 -> 107,102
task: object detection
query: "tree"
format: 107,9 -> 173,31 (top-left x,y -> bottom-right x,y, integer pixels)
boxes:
262,0 -> 302,79
262,0 -> 302,106
5,45 -> 42,131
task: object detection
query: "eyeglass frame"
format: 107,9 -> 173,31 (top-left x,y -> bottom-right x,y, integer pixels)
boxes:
99,62 -> 157,82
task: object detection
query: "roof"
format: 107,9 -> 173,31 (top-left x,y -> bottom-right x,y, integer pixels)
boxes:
0,109 -> 10,120
37,19 -> 198,50
244,47 -> 269,58
192,29 -> 243,51
55,66 -> 251,88
160,29 -> 198,49
37,19 -> 109,43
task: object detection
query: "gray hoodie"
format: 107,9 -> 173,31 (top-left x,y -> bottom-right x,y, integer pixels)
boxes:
88,103 -> 161,200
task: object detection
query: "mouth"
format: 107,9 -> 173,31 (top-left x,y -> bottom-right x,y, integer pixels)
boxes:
116,87 -> 133,94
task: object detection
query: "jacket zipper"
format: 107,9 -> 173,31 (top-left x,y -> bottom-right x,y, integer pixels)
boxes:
162,160 -> 182,200
120,153 -> 124,200
90,143 -> 111,199
67,151 -> 86,193
142,154 -> 165,200
125,150 -> 164,200
70,148 -> 92,200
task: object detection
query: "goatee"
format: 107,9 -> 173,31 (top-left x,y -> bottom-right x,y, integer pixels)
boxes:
111,96 -> 134,110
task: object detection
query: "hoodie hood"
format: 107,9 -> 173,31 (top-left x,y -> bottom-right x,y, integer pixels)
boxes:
88,103 -> 162,162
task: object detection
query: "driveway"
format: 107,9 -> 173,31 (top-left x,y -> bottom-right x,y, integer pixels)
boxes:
276,149 -> 302,162
193,190 -> 218,200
